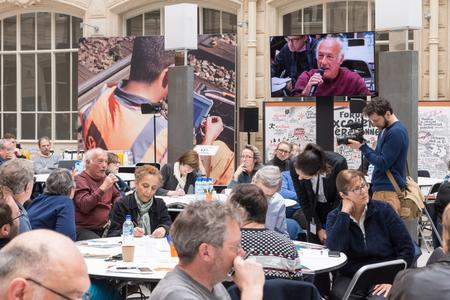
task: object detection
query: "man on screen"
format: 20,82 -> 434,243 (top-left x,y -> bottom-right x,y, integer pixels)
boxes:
293,36 -> 371,97
271,35 -> 318,94
80,37 -> 174,164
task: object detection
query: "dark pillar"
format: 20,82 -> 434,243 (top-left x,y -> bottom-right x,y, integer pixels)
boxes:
315,96 -> 334,151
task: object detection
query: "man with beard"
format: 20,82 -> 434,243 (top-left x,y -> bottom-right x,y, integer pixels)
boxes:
0,190 -> 20,249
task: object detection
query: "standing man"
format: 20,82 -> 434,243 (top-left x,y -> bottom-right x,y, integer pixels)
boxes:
271,35 -> 318,95
0,159 -> 34,233
149,201 -> 264,300
293,36 -> 370,97
0,229 -> 91,299
347,97 -> 408,216
33,136 -> 61,174
73,148 -> 121,240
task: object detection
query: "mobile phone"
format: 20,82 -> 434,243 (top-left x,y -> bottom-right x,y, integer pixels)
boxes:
138,267 -> 152,272
328,251 -> 341,258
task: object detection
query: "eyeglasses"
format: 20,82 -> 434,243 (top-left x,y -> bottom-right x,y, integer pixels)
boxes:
0,212 -> 24,227
347,183 -> 369,195
240,155 -> 254,159
285,37 -> 302,42
25,278 -> 91,300
276,149 -> 290,154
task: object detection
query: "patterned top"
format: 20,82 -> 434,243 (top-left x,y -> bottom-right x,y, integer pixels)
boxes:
241,228 -> 302,279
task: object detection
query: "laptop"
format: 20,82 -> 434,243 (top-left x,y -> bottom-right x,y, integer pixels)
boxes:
57,160 -> 78,170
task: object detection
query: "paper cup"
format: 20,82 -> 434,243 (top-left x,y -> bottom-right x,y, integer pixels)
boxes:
122,245 -> 135,262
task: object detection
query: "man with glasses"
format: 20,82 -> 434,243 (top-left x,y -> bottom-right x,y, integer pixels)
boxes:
0,229 -> 91,300
149,201 -> 264,300
0,193 -> 21,249
271,35 -> 318,95
74,148 -> 121,241
0,139 -> 16,165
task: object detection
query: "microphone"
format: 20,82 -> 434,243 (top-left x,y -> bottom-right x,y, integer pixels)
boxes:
308,68 -> 324,96
105,170 -> 121,191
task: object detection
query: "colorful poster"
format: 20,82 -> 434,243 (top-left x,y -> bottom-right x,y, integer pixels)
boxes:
78,35 -> 236,184
264,101 -> 378,169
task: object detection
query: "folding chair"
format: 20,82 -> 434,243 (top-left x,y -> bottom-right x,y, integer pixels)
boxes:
342,259 -> 407,300
418,182 -> 442,252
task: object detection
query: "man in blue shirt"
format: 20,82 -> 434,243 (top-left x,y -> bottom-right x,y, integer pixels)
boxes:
347,97 -> 409,215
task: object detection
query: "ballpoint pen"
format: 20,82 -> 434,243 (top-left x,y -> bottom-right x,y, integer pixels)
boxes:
227,249 -> 253,277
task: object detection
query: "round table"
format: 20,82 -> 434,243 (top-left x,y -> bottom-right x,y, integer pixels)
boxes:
78,237 -> 347,281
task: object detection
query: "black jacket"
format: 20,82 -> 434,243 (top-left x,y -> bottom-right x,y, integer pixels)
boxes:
107,193 -> 172,237
268,156 -> 292,172
389,255 -> 450,299
156,163 -> 197,196
290,151 -> 348,230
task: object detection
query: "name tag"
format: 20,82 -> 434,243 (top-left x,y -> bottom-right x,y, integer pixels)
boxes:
309,219 -> 317,235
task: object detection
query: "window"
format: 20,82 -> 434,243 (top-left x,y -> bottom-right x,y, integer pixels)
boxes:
0,12 -> 82,141
125,8 -> 237,36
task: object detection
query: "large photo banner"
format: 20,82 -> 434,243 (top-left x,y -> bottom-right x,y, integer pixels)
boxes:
77,35 -> 236,184
264,101 -> 378,169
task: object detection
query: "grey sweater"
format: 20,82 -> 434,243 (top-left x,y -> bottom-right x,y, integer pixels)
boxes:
33,153 -> 61,174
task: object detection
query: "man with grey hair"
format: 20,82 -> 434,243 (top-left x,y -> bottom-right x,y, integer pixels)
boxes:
0,159 -> 35,233
150,201 -> 264,300
27,168 -> 77,240
0,139 -> 15,165
0,229 -> 90,299
74,148 -> 121,240
252,165 -> 288,235
293,36 -> 370,97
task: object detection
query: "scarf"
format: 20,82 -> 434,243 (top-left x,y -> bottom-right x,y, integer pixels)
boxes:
134,192 -> 153,235
173,162 -> 187,190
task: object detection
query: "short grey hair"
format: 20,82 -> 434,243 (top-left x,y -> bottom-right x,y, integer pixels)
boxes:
253,165 -> 282,189
170,201 -> 240,263
0,139 -> 11,149
0,159 -> 34,195
85,148 -> 106,162
316,36 -> 347,61
44,169 -> 75,196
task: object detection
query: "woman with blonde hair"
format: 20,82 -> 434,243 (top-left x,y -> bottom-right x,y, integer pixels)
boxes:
228,144 -> 263,188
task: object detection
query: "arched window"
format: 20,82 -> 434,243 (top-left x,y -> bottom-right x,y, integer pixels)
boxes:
0,12 -> 82,141
125,7 -> 237,36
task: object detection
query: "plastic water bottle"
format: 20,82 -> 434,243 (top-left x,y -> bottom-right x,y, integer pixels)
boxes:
367,164 -> 375,182
122,214 -> 134,245
195,177 -> 204,200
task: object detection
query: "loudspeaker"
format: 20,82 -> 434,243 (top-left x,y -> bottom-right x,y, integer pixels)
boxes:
349,98 -> 366,114
239,107 -> 259,132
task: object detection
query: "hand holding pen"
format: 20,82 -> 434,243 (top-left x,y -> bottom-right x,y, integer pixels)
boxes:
231,250 -> 264,298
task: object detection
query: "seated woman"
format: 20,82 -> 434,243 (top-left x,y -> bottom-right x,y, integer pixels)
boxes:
228,183 -> 302,280
228,144 -> 263,188
27,168 -> 76,240
106,152 -> 130,197
156,150 -> 205,196
108,165 -> 171,237
268,141 -> 292,172
326,169 -> 415,300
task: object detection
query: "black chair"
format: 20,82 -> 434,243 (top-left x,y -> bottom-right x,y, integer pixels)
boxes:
342,259 -> 407,300
118,166 -> 136,173
419,182 -> 443,251
418,170 -> 431,177
227,278 -> 321,300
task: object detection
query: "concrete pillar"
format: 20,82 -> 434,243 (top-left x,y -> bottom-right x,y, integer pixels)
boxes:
428,0 -> 439,99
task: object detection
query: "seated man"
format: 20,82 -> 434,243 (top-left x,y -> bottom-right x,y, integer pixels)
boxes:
389,204 -> 450,299
0,191 -> 20,249
74,148 -> 121,240
293,36 -> 371,97
0,159 -> 34,233
252,166 -> 288,236
0,229 -> 91,299
0,139 -> 15,165
33,136 -> 61,174
149,201 -> 264,300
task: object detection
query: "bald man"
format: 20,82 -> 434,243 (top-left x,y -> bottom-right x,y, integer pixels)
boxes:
0,229 -> 90,299
74,148 -> 121,240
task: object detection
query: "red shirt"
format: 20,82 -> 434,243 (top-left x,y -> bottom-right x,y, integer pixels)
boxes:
74,171 -> 121,230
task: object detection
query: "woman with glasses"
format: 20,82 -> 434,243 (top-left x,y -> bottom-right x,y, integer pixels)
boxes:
268,141 -> 292,172
27,168 -> 77,240
228,183 -> 302,280
228,144 -> 263,188
326,169 -> 415,300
